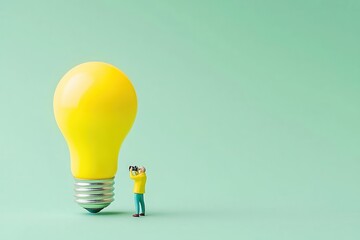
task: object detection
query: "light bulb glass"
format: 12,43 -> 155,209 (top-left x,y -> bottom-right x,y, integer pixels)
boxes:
53,62 -> 137,213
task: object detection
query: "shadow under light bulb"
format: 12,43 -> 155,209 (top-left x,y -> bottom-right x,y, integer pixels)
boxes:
53,62 -> 137,213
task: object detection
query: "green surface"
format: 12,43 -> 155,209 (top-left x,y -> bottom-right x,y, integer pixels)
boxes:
1,0 -> 360,239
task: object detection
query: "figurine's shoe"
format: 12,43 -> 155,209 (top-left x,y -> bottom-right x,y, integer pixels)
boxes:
132,214 -> 140,217
140,213 -> 145,216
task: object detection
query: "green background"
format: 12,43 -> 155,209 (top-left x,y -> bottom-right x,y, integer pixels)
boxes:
1,0 -> 359,239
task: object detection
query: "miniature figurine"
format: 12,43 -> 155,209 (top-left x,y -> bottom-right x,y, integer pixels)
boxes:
129,166 -> 147,217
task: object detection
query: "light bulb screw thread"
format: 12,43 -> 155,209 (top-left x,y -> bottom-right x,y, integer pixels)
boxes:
74,178 -> 115,213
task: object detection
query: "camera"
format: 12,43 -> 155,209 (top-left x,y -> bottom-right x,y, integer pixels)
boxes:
129,166 -> 138,171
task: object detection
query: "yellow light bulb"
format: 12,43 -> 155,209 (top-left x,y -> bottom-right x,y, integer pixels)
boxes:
53,62 -> 137,213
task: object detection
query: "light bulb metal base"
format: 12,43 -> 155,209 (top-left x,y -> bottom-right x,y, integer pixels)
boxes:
74,178 -> 114,213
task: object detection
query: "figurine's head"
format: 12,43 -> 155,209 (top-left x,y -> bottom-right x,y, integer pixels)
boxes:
138,166 -> 146,174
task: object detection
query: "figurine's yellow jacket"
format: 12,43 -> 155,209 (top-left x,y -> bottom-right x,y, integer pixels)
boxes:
130,172 -> 147,194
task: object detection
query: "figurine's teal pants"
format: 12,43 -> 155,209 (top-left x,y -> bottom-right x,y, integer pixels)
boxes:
134,194 -> 145,214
